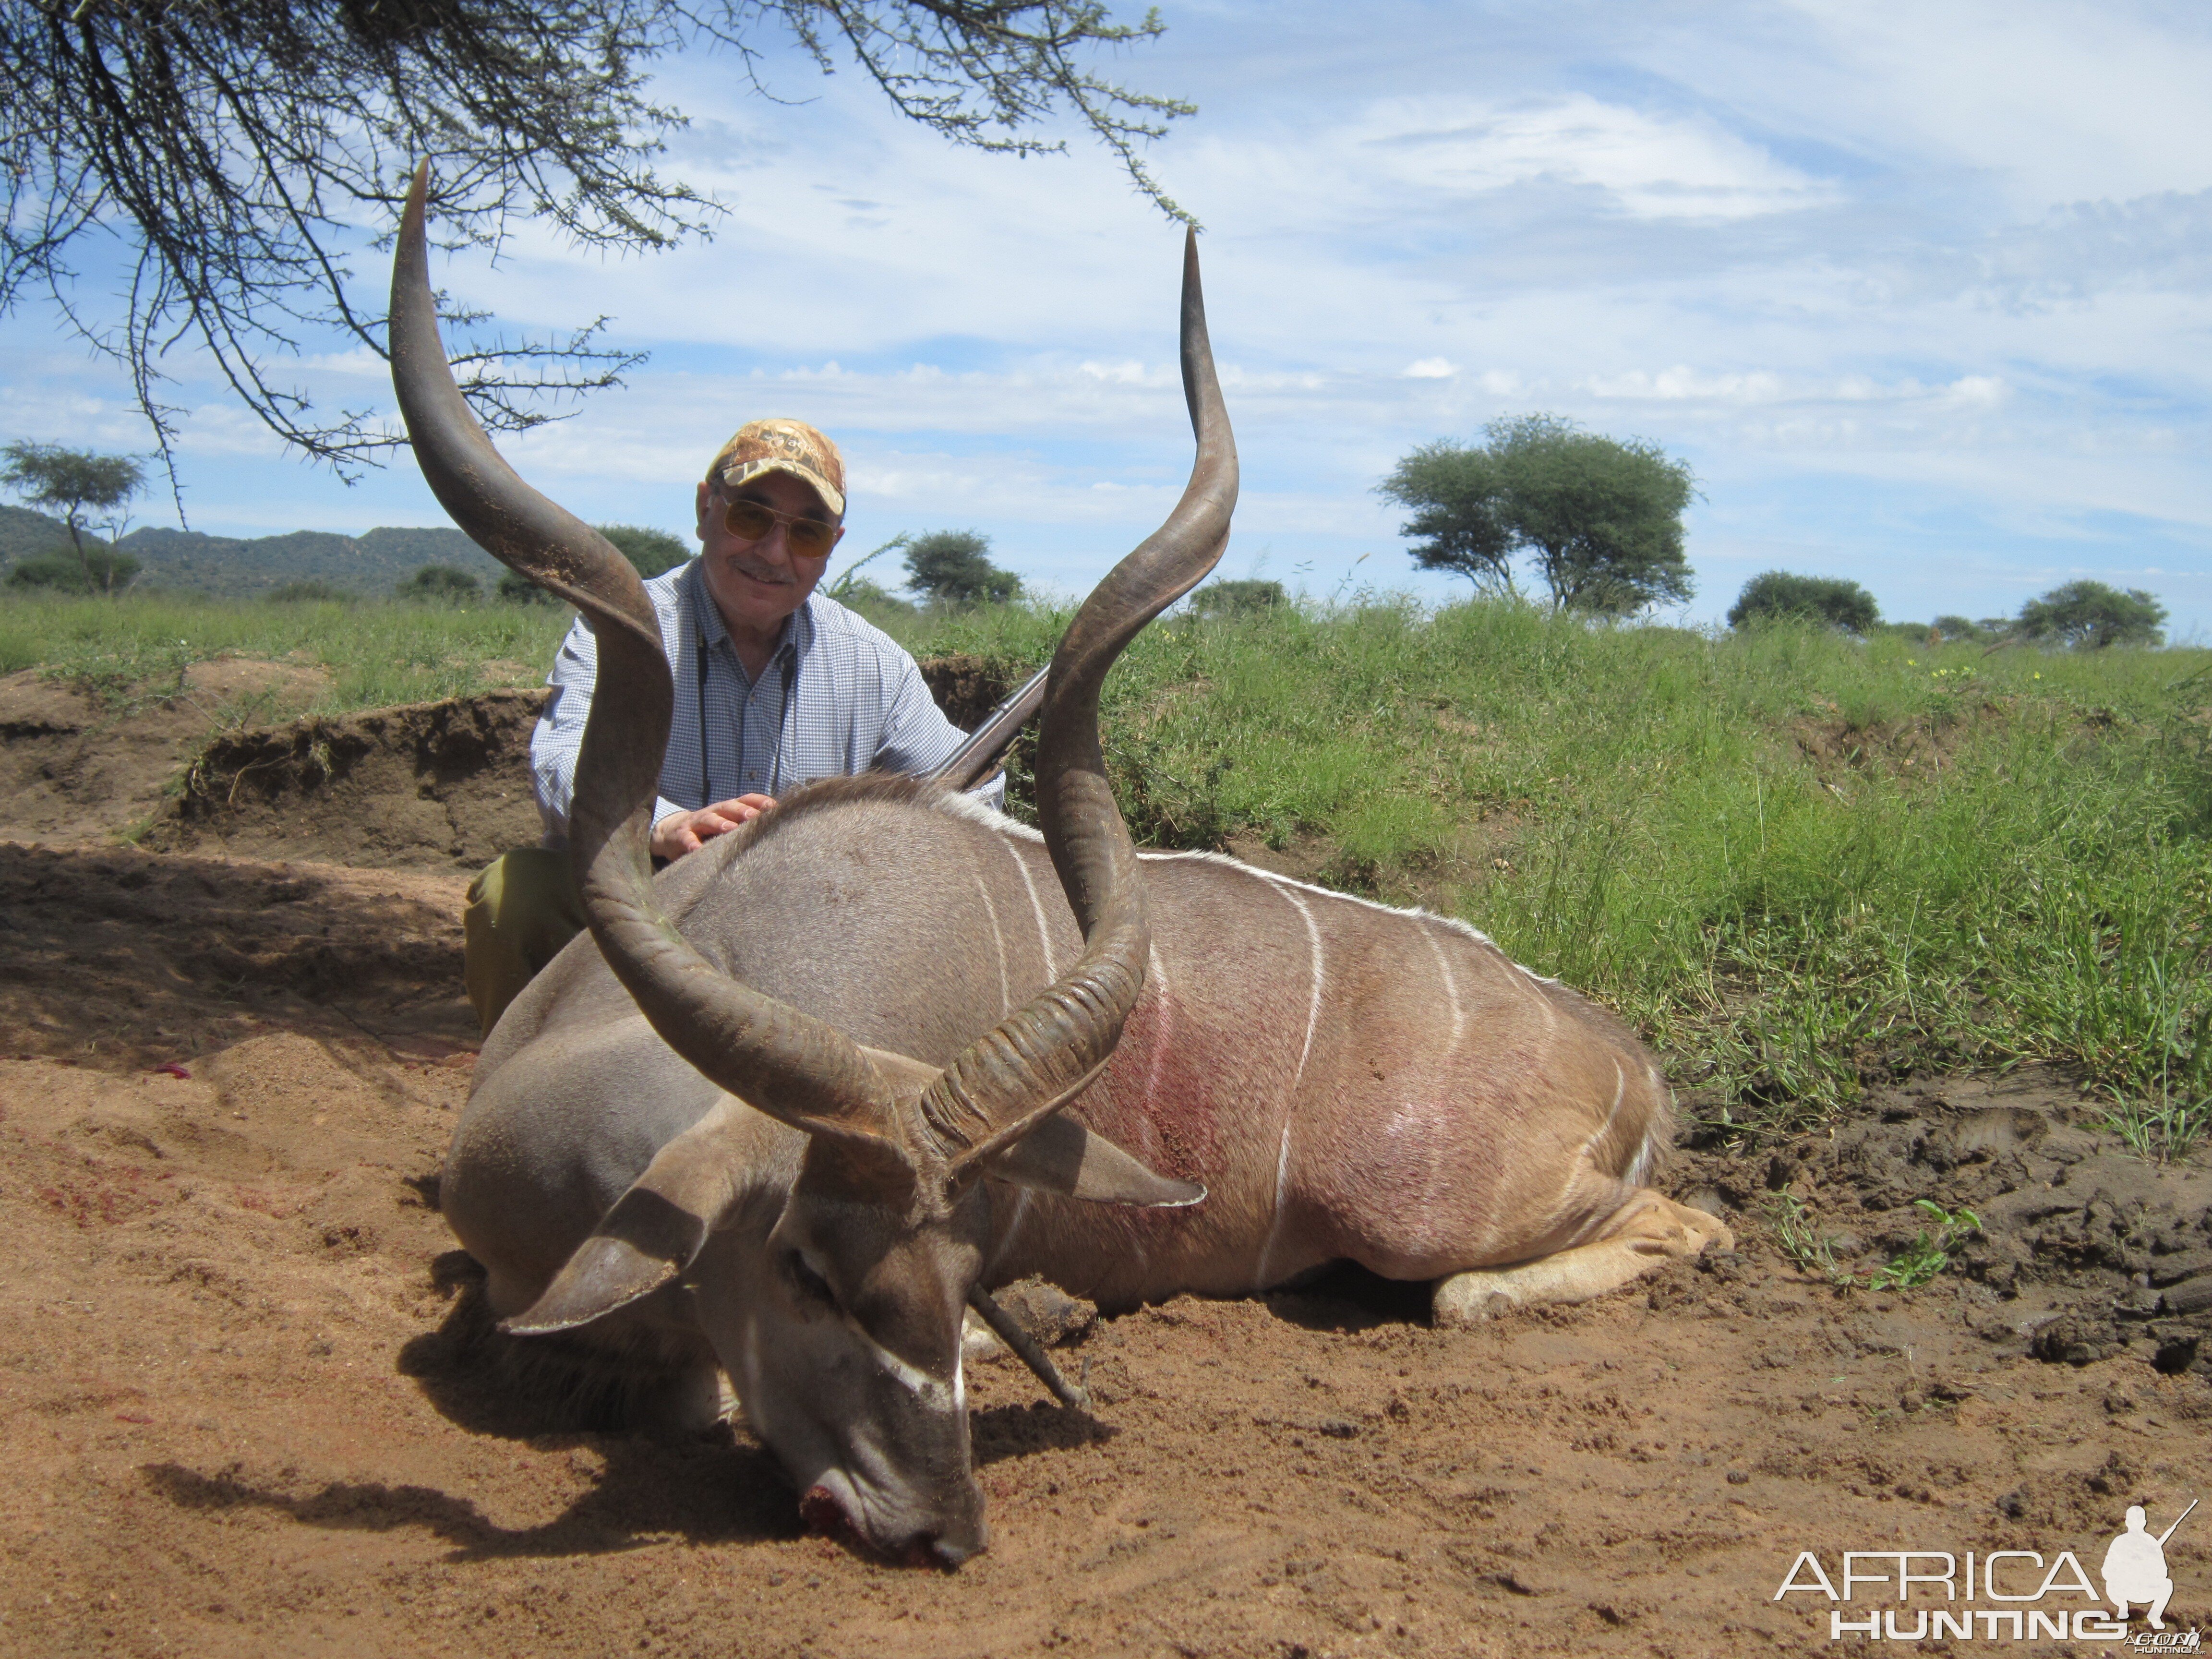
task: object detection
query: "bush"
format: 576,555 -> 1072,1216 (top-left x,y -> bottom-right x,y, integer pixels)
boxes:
1728,571 -> 1880,634
1191,579 -> 1286,617
396,564 -> 482,603
266,579 -> 356,603
5,545 -> 140,593
497,570 -> 558,604
597,524 -> 689,579
2014,580 -> 2167,649
1931,614 -> 1989,643
829,577 -> 917,620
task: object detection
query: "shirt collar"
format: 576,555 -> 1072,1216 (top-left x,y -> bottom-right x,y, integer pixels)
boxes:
686,559 -> 816,672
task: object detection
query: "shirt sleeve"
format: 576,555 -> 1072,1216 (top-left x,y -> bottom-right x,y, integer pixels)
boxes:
868,645 -> 1008,810
530,612 -> 686,847
871,648 -> 964,775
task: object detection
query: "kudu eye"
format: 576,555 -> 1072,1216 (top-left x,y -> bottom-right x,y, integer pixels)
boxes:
782,1248 -> 837,1311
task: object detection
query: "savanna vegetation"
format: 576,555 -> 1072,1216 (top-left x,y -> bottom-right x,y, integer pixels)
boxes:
5,585 -> 2205,1163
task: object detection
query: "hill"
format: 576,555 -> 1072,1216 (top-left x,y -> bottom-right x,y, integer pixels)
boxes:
0,505 -> 95,565
0,506 -> 506,597
116,524 -> 502,597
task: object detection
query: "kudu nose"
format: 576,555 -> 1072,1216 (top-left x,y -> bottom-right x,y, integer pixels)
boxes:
927,1532 -> 978,1570
800,1485 -> 986,1570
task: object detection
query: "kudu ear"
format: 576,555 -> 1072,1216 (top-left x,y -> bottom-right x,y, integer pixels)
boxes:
507,1046 -> 937,1335
503,1095 -> 755,1335
985,1112 -> 1205,1209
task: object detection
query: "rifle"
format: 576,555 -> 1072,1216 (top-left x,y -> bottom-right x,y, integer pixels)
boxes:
2158,1498 -> 2199,1546
930,664 -> 1050,790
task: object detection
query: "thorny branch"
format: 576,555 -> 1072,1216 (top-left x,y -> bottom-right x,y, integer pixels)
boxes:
0,0 -> 1192,506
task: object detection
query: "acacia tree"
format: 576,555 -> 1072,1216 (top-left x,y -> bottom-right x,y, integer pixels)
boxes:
2014,580 -> 2167,649
0,441 -> 145,593
1379,415 -> 1697,614
904,529 -> 1020,604
0,1 -> 1191,488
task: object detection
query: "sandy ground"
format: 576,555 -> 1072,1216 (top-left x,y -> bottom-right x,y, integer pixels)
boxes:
2,679 -> 2209,1658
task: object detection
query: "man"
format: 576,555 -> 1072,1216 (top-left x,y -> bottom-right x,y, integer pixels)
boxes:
462,417 -> 988,1032
2103,1503 -> 2185,1629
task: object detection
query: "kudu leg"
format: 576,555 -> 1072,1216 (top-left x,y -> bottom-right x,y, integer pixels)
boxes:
1431,1188 -> 1733,1326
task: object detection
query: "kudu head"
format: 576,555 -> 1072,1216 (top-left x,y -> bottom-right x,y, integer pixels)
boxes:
390,165 -> 1236,1565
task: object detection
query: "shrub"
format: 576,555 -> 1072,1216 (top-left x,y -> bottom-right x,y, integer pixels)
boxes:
396,564 -> 482,603
497,570 -> 558,604
830,577 -> 917,620
1191,579 -> 1286,617
1728,571 -> 1880,634
266,579 -> 356,603
5,545 -> 141,593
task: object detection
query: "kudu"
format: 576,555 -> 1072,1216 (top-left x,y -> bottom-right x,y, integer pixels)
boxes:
392,167 -> 1730,1567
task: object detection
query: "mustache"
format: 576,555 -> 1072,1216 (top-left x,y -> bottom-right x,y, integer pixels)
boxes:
720,555 -> 794,585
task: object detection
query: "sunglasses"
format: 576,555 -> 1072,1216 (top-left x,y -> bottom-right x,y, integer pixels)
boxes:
718,496 -> 840,560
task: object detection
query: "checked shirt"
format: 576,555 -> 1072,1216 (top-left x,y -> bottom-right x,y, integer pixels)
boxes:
529,559 -> 986,847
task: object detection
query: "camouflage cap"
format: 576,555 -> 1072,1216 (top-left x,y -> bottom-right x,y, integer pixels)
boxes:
705,418 -> 846,520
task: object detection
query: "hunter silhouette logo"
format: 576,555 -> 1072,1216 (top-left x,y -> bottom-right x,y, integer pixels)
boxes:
2105,1500 -> 2194,1633
1775,1496 -> 2200,1643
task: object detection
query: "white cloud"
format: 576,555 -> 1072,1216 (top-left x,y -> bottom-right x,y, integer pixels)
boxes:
1349,93 -> 1837,222
1586,366 -> 1790,403
1403,358 -> 1456,379
1779,0 -> 2212,205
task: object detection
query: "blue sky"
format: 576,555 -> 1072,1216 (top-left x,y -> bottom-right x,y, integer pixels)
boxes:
4,0 -> 2209,637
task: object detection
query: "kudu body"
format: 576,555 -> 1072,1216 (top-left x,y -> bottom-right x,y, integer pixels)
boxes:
393,167 -> 1727,1567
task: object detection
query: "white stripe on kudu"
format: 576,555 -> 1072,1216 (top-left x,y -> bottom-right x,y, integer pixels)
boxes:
1251,872 -> 1326,1289
970,869 -> 1011,1019
1005,836 -> 1059,976
1420,918 -> 1467,1056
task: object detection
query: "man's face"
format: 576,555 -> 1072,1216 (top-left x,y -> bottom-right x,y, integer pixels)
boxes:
693,470 -> 844,645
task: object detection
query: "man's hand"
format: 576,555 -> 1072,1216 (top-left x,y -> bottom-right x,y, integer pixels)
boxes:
650,794 -> 775,861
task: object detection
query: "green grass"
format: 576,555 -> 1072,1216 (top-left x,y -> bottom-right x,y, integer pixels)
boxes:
886,599 -> 2212,1157
7,586 -> 2208,1156
0,589 -> 568,715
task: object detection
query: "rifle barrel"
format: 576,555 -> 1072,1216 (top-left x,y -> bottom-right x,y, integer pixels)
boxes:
929,664 -> 1049,792
2157,1496 -> 2198,1545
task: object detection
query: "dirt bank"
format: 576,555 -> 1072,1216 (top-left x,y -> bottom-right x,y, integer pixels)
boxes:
144,689 -> 551,871
1,655 -> 1026,873
0,661 -> 334,848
